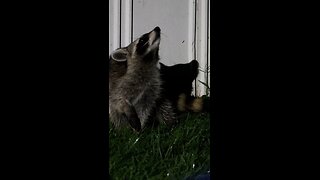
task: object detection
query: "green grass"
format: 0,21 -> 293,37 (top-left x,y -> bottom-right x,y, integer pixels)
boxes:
109,112 -> 210,179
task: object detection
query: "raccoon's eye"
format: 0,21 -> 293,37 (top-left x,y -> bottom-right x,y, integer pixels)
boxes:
139,39 -> 146,44
139,34 -> 149,45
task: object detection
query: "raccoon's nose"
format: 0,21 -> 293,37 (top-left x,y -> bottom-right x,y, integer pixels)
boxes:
154,26 -> 161,33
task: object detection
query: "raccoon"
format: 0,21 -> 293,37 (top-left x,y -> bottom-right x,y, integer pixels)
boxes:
160,60 -> 209,113
110,56 -> 207,122
109,27 -> 175,132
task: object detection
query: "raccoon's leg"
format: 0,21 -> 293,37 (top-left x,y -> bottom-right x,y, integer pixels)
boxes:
112,99 -> 141,132
157,98 -> 176,126
134,102 -> 155,130
121,100 -> 141,132
133,91 -> 159,130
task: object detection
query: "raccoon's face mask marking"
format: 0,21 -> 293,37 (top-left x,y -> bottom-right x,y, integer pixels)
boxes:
135,26 -> 161,57
110,27 -> 161,63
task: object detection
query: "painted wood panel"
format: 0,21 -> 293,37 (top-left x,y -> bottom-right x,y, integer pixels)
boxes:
108,0 -> 120,53
195,0 -> 210,96
109,0 -> 210,96
133,0 -> 193,66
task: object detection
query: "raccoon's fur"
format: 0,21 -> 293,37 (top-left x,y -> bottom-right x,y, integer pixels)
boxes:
109,27 -> 176,132
109,52 -> 127,92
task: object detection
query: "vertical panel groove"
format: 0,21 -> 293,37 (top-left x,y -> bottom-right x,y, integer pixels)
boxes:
131,0 -> 133,42
196,0 -> 209,96
206,0 -> 210,95
110,0 -> 120,52
194,0 -> 197,95
121,0 -> 132,46
119,0 -> 122,47
188,0 -> 195,65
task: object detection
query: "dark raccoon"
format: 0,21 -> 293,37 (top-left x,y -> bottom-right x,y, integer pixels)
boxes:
109,27 -> 176,132
159,60 -> 209,113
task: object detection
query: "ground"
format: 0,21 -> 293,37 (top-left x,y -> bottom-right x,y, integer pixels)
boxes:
109,112 -> 210,179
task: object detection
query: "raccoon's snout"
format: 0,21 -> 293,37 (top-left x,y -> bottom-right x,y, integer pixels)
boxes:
135,27 -> 161,56
149,27 -> 161,45
154,26 -> 161,33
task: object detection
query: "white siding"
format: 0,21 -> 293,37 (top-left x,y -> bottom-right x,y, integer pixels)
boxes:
195,0 -> 210,96
109,0 -> 210,96
133,0 -> 192,66
109,0 -> 120,53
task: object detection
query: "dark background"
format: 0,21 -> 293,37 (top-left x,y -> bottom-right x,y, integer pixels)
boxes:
2,1 -> 108,179
1,0 -> 318,179
212,1 -> 318,179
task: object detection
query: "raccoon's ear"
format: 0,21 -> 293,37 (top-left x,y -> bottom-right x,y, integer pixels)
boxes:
190,60 -> 199,78
110,48 -> 128,62
190,60 -> 199,69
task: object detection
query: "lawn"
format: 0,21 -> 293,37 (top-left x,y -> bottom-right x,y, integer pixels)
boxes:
109,112 -> 210,179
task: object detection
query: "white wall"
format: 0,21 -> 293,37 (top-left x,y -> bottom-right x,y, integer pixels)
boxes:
109,0 -> 210,96
133,0 -> 192,66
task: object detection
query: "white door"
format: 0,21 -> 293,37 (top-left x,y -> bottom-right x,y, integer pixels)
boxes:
109,0 -> 210,96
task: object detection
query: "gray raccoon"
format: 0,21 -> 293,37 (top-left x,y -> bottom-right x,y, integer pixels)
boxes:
109,27 -> 175,132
